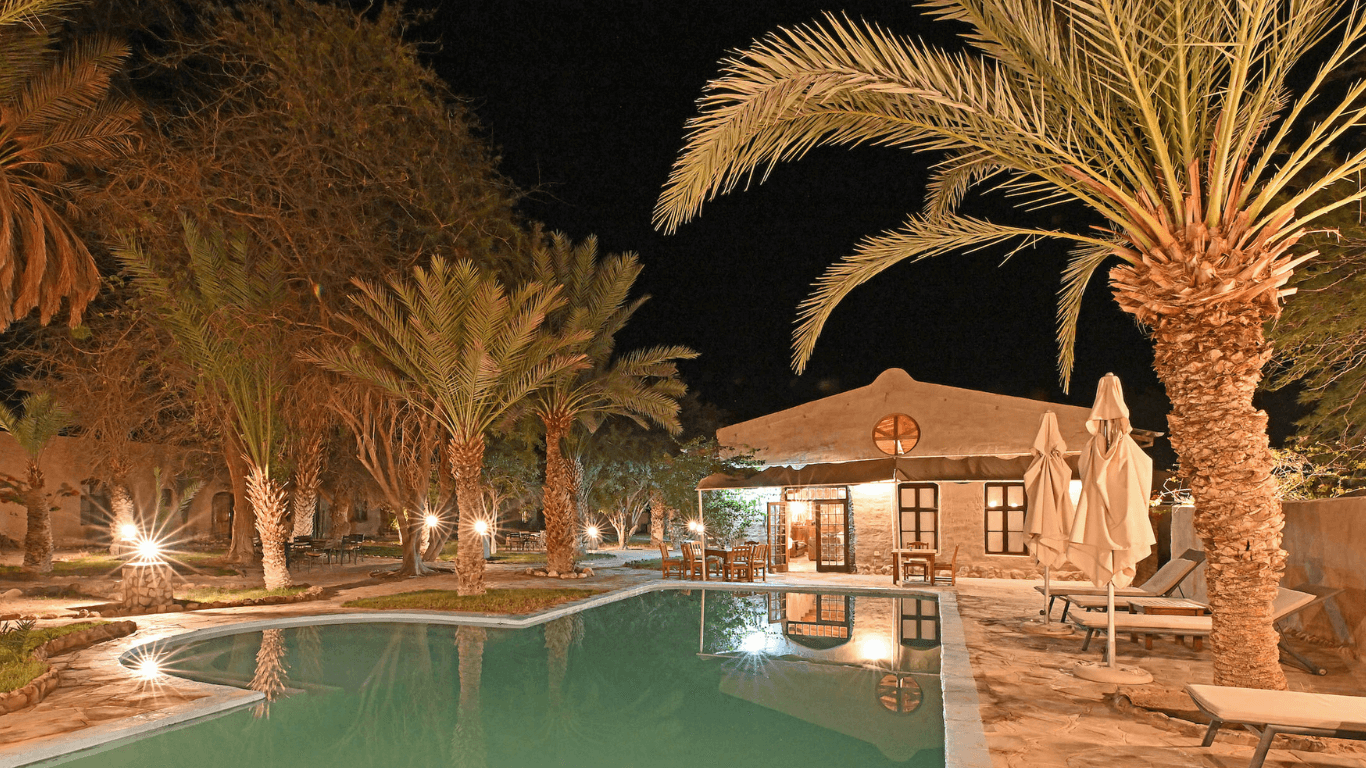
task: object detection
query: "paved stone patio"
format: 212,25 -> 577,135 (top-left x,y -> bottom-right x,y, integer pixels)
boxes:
2,552 -> 1364,767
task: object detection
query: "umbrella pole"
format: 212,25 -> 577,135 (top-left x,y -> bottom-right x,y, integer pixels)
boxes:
1044,566 -> 1052,627
1107,583 -> 1117,668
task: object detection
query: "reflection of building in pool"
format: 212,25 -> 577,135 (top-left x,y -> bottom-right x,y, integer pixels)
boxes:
703,592 -> 944,762
699,368 -> 1158,575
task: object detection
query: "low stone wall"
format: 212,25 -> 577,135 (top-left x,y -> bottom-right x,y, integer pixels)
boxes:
0,620 -> 137,715
92,585 -> 324,617
1173,497 -> 1366,651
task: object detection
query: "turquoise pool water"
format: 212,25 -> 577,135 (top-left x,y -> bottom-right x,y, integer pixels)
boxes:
45,590 -> 944,767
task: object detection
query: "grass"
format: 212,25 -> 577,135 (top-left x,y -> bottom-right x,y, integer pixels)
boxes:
342,588 -> 603,614
1,621 -> 108,693
0,551 -> 238,580
624,558 -> 665,571
176,585 -> 309,603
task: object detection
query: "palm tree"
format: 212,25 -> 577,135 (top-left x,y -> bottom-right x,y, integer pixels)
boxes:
529,234 -> 697,575
654,1 -> 1366,690
0,4 -> 137,328
0,390 -> 68,572
118,219 -> 294,589
311,258 -> 587,595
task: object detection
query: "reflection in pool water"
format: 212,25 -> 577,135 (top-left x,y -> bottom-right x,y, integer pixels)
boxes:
44,590 -> 944,768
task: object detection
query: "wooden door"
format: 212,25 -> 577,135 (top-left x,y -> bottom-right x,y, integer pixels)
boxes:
766,502 -> 788,573
815,501 -> 850,572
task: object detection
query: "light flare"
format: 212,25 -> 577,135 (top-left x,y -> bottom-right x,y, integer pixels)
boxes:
424,514 -> 440,529
472,519 -> 489,536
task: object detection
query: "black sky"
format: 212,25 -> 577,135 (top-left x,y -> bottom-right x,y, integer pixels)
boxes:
406,1 -> 1303,467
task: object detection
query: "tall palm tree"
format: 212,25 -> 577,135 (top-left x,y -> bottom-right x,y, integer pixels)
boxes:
311,258 -> 587,595
0,390 -> 68,572
0,3 -> 138,328
530,234 -> 697,575
118,219 -> 294,589
654,1 -> 1366,690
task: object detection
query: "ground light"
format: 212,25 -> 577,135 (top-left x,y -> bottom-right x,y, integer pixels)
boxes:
118,523 -> 139,542
129,534 -> 167,566
424,513 -> 440,529
585,525 -> 601,551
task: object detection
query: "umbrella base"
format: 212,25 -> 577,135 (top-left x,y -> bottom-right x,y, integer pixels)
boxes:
1021,619 -> 1073,636
1072,661 -> 1152,685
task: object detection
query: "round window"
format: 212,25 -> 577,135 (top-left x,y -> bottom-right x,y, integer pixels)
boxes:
876,673 -> 923,714
873,413 -> 920,455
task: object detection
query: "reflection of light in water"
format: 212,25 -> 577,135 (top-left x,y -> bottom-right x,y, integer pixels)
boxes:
134,656 -> 162,681
858,636 -> 893,661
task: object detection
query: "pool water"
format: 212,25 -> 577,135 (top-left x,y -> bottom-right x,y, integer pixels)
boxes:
46,590 -> 944,768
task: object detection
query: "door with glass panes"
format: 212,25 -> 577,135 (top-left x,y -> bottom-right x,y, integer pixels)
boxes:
782,486 -> 851,573
766,501 -> 789,572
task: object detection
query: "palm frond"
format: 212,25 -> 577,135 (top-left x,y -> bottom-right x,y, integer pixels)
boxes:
793,213 -> 1110,372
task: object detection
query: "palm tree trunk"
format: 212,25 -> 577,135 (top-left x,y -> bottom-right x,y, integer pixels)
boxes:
542,415 -> 576,575
224,437 -> 257,564
246,463 -> 293,590
21,461 -> 51,573
449,436 -> 486,595
106,479 -> 135,556
649,491 -> 671,548
453,625 -> 487,768
290,434 -> 323,539
328,481 -> 352,539
1151,303 -> 1286,690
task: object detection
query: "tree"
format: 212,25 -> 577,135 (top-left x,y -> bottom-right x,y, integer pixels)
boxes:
653,0 -> 1366,690
700,490 -> 761,548
0,1 -> 137,329
0,391 -> 68,571
119,219 -> 294,589
528,233 -> 696,574
310,258 -> 586,595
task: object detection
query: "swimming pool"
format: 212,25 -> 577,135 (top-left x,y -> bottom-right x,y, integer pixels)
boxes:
33,589 -> 948,767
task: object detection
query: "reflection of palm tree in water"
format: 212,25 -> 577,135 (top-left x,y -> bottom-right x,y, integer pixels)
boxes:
296,624 -> 323,681
545,616 -> 573,711
251,629 -> 289,718
452,625 -> 486,768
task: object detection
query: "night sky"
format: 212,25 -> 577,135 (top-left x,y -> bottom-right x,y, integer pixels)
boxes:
406,1 -> 1300,466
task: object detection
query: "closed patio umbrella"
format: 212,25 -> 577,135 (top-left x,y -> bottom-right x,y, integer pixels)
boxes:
1022,411 -> 1074,635
1068,373 -> 1156,684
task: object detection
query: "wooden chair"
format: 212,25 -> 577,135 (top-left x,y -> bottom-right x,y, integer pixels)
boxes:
748,544 -> 769,582
705,545 -> 725,580
659,544 -> 684,579
680,542 -> 704,580
907,540 -> 931,550
932,546 -> 960,586
901,553 -> 932,583
723,543 -> 754,582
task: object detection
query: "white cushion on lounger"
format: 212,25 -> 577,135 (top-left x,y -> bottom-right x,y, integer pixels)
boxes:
1187,684 -> 1366,732
1034,555 -> 1199,598
1073,612 -> 1212,634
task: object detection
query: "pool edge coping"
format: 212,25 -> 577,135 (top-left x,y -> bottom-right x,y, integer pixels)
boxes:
3,579 -> 992,768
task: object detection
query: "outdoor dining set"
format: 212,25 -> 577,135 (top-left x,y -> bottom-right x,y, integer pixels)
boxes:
270,534 -> 367,568
658,541 -> 770,582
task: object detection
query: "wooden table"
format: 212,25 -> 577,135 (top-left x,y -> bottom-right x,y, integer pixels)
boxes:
892,548 -> 935,585
1127,596 -> 1208,649
704,547 -> 756,581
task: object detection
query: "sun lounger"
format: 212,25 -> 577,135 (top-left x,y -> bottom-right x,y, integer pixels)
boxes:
1186,683 -> 1366,768
1072,588 -> 1321,672
1037,549 -> 1205,620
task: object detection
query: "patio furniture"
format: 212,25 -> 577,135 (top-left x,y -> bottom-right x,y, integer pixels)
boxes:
1073,588 -> 1321,672
680,542 -> 705,580
895,549 -> 934,584
749,544 -> 769,582
1125,596 -> 1208,649
723,544 -> 754,582
1042,549 -> 1205,620
659,544 -> 684,579
1186,683 -> 1366,768
931,545 -> 959,586
703,546 -> 727,579
341,534 -> 365,563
